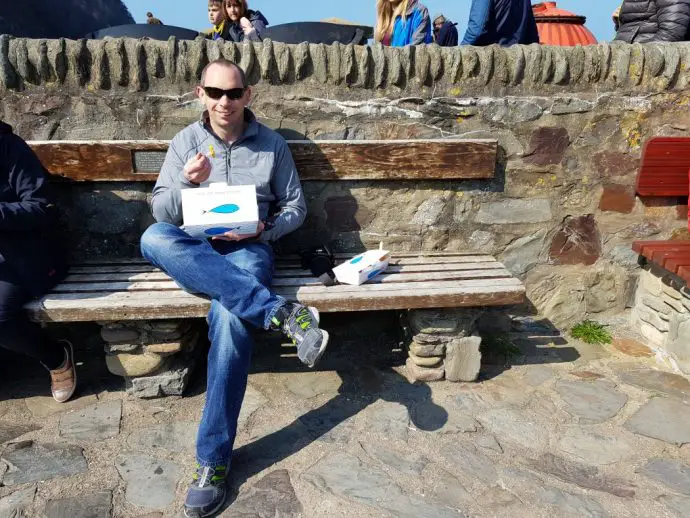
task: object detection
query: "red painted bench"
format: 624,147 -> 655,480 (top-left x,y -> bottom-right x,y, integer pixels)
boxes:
632,137 -> 690,286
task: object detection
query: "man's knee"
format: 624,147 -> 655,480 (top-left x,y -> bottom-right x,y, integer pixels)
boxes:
140,222 -> 178,259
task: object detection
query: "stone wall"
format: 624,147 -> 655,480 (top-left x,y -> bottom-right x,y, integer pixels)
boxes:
631,267 -> 690,373
2,37 -> 690,328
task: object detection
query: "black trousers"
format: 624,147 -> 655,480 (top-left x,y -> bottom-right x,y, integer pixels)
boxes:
0,263 -> 64,370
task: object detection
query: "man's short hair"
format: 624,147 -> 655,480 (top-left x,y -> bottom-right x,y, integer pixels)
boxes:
208,0 -> 223,5
433,13 -> 445,24
146,12 -> 153,17
200,59 -> 248,88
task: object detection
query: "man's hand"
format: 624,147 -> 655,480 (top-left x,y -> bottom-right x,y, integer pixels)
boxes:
184,152 -> 211,185
212,221 -> 264,242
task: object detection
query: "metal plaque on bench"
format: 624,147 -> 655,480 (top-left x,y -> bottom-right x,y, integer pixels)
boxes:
133,151 -> 166,174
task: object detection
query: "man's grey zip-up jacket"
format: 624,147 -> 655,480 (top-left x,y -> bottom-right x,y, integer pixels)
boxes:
151,109 -> 307,243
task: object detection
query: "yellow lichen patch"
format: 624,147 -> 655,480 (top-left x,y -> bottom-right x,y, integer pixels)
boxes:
621,115 -> 643,149
449,87 -> 462,96
582,176 -> 589,185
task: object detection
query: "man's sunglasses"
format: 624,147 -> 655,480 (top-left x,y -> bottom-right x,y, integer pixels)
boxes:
203,86 -> 246,100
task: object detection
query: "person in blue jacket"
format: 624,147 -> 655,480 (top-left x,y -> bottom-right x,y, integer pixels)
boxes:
461,0 -> 540,47
374,0 -> 432,47
0,121 -> 75,403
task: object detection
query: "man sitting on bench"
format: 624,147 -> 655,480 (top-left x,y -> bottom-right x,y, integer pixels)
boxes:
0,121 -> 75,403
140,59 -> 329,518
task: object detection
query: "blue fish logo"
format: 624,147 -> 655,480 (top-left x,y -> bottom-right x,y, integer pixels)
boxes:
203,204 -> 239,215
367,269 -> 382,279
204,226 -> 241,236
350,255 -> 364,265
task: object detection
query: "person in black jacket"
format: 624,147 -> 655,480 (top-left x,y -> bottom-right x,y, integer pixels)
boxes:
0,122 -> 75,403
433,14 -> 459,46
615,0 -> 690,42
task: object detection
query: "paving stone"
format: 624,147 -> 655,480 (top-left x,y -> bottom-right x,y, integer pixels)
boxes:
301,452 -> 463,518
59,401 -> 122,442
44,491 -> 112,518
522,365 -> 555,386
144,342 -> 181,355
299,402 -> 356,444
24,393 -> 99,418
115,454 -> 182,509
558,428 -> 633,465
477,408 -> 548,450
625,397 -> 690,446
359,441 -> 429,475
0,486 -> 36,518
619,369 -> 690,400
221,469 -> 303,517
1,442 -> 88,486
536,486 -> 609,517
441,443 -> 497,484
128,422 -> 196,453
285,371 -> 341,399
475,434 -> 503,454
365,402 -> 410,442
612,338 -> 654,357
238,385 -> 268,431
427,468 -> 472,509
555,380 -> 628,423
658,494 -> 690,518
0,422 -> 40,444
405,358 -> 445,382
527,453 -> 635,498
477,485 -> 523,515
505,467 -> 609,517
410,401 -> 477,434
571,370 -> 605,380
639,459 -> 690,495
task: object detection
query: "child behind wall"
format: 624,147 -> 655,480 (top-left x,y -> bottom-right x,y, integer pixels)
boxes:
208,0 -> 226,40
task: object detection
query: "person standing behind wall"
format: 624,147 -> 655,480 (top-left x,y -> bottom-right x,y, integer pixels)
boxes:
433,13 -> 459,46
461,0 -> 539,46
614,0 -> 690,42
374,0 -> 432,47
207,0 -> 227,40
222,0 -> 268,42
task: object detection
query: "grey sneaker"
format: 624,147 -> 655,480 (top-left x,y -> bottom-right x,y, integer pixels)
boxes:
272,303 -> 329,368
184,464 -> 227,518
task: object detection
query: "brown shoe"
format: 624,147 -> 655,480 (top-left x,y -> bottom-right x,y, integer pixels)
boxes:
50,340 -> 77,403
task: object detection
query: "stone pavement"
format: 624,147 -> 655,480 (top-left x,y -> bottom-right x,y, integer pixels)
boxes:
1,312 -> 690,517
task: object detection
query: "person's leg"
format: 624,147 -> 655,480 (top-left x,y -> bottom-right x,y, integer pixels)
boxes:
185,244 -> 271,517
0,270 -> 64,369
140,222 -> 284,329
0,267 -> 76,402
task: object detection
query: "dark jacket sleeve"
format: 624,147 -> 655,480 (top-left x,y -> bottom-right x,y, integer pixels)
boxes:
656,0 -> 690,41
461,0 -> 492,45
410,6 -> 432,45
0,134 -> 55,232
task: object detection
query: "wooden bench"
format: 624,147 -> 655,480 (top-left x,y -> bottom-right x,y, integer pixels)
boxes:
24,137 -> 526,395
632,137 -> 690,287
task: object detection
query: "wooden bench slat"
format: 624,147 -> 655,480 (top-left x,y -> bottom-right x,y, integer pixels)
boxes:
29,139 -> 498,182
678,266 -> 690,283
28,281 -> 525,321
54,268 -> 516,293
632,241 -> 690,257
636,137 -> 690,196
665,256 -> 690,272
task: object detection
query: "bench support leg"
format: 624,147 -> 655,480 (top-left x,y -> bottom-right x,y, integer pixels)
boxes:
99,319 -> 201,398
404,308 -> 483,383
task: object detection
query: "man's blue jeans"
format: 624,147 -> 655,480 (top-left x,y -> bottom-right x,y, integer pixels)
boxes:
140,222 -> 285,468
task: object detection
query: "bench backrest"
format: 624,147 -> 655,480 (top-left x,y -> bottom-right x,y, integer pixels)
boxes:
636,137 -> 690,196
28,139 -> 498,182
